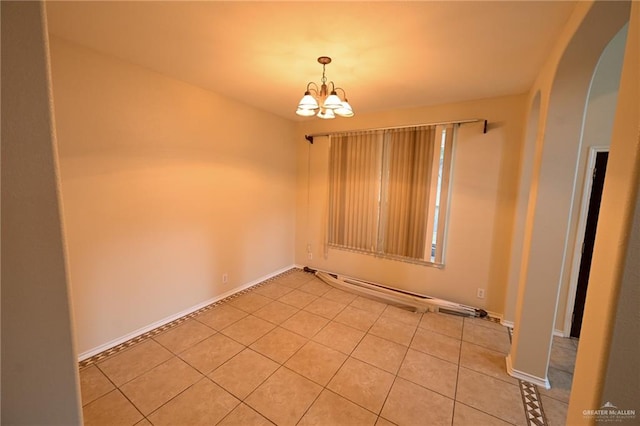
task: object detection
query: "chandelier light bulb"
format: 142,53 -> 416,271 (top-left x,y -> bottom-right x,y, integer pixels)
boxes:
335,100 -> 354,117
297,92 -> 319,110
317,108 -> 335,119
296,107 -> 317,117
323,91 -> 343,110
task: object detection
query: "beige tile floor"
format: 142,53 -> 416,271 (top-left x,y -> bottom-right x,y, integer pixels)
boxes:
539,335 -> 578,425
79,271 -> 533,426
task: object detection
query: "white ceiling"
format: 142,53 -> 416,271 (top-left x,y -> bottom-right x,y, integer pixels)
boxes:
45,1 -> 577,121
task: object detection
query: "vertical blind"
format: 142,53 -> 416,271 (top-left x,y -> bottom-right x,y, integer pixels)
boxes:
328,131 -> 383,252
327,125 -> 452,264
383,127 -> 436,258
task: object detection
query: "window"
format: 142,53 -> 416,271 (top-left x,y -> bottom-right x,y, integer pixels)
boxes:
327,125 -> 454,266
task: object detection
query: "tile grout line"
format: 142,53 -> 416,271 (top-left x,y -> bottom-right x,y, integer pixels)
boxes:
450,318 -> 466,425
311,304 -> 411,421
200,277 -> 352,418
453,317 -> 527,425
144,376 -> 213,422
205,278 -> 318,423
208,275 -> 320,423
237,325 -> 351,424
306,304 -> 378,419
87,363 -> 148,424
330,298 -> 390,418
455,319 -> 533,425
281,301 -> 417,422
376,313 -> 421,421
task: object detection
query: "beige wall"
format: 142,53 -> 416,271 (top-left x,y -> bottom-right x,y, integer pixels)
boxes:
49,38 -> 297,355
568,0 -> 639,421
502,91 -> 540,326
600,183 -> 640,419
1,2 -> 82,423
295,95 -> 526,315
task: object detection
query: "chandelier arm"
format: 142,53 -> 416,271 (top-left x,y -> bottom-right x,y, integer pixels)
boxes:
306,82 -> 319,94
334,87 -> 348,99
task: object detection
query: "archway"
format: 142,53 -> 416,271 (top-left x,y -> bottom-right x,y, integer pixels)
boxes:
507,0 -> 630,387
563,24 -> 628,338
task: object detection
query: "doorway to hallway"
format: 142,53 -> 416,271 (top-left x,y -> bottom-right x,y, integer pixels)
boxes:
570,151 -> 608,338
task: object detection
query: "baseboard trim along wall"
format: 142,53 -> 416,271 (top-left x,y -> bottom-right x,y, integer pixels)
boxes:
505,354 -> 551,389
296,264 -> 504,320
501,319 -> 515,329
501,319 -> 567,338
77,264 -> 296,361
486,311 -> 503,322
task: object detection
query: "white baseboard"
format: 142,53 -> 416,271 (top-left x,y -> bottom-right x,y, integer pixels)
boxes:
485,311 -> 503,321
501,319 -> 515,328
298,265 -> 506,320
499,320 -> 566,338
78,264 -> 296,361
505,354 -> 551,389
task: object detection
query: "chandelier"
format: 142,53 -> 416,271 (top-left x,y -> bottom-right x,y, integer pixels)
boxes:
296,56 -> 354,119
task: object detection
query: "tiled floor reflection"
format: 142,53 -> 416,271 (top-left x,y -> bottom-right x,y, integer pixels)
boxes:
79,270 -> 534,425
538,335 -> 578,425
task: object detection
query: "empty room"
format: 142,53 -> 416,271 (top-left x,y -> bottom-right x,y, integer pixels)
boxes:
2,1 -> 638,425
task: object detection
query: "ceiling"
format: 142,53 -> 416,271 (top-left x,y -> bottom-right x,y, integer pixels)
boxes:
45,1 -> 577,121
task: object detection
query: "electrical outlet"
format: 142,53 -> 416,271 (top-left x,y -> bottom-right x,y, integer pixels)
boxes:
222,273 -> 228,284
307,252 -> 313,260
477,288 -> 486,299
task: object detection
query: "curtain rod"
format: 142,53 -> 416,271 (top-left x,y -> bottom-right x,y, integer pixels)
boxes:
304,118 -> 487,144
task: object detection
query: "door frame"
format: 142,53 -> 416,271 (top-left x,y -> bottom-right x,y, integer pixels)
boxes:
563,146 -> 610,336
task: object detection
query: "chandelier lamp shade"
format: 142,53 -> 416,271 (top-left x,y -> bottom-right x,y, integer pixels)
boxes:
296,56 -> 354,119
